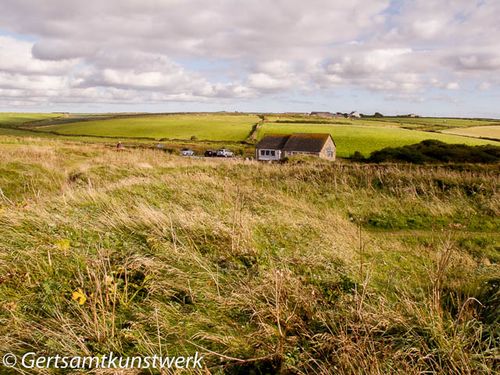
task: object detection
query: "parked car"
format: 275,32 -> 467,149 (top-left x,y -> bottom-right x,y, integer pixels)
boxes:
204,150 -> 217,157
216,149 -> 234,158
180,149 -> 195,156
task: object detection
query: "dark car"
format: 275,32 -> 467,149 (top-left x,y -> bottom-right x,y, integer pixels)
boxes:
204,150 -> 217,157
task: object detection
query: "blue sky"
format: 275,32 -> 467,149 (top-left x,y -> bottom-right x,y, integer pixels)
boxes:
0,0 -> 499,117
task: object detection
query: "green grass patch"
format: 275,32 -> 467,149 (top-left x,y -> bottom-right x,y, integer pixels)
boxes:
37,114 -> 260,141
0,113 -> 61,127
265,114 -> 500,129
371,116 -> 500,130
0,162 -> 64,201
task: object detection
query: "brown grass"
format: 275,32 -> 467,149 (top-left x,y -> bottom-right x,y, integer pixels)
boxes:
0,135 -> 498,374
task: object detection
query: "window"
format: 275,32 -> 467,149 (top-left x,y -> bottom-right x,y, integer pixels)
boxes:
260,149 -> 277,157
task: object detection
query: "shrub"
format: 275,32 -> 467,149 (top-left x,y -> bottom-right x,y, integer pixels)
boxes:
368,140 -> 500,164
350,151 -> 365,161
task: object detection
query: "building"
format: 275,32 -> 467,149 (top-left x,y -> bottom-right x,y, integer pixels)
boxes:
256,133 -> 336,161
310,111 -> 335,118
310,111 -> 347,118
349,111 -> 361,118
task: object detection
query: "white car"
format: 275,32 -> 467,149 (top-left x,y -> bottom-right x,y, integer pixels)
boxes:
180,149 -> 195,156
216,149 -> 234,157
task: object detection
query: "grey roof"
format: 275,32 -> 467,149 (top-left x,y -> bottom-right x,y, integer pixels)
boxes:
282,133 -> 332,152
255,134 -> 290,149
257,133 -> 333,152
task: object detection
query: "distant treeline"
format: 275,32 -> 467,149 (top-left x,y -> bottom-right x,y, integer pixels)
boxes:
275,120 -> 348,125
353,140 -> 500,164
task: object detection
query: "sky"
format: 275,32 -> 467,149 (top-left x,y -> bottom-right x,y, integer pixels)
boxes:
0,0 -> 499,117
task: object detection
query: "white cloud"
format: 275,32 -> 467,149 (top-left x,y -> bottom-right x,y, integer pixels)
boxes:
0,36 -> 75,74
248,73 -> 291,91
0,0 -> 499,111
478,82 -> 491,90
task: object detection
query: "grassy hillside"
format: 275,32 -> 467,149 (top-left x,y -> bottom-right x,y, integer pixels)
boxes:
258,122 -> 499,157
0,113 -> 63,137
0,113 -> 62,126
3,113 -> 499,159
0,136 -> 498,373
36,114 -> 260,141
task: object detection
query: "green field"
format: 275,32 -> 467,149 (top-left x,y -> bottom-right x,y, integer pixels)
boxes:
442,125 -> 500,140
0,113 -> 61,127
366,116 -> 500,130
36,114 -> 260,141
2,112 -> 500,158
266,114 -> 500,129
258,122 -> 500,157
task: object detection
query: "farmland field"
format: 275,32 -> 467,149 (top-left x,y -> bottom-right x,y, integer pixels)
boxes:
36,114 -> 260,141
442,125 -> 500,140
364,116 -> 500,130
2,112 -> 500,158
265,114 -> 500,130
258,122 -> 500,157
0,113 -> 62,127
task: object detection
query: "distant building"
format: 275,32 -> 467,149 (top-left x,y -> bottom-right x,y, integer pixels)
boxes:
256,133 -> 336,161
310,111 -> 334,118
310,111 -> 346,119
349,111 -> 361,118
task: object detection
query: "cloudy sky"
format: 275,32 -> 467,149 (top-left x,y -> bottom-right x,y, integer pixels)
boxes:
0,0 -> 499,116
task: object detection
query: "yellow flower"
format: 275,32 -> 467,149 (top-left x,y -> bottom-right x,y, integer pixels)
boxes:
72,288 -> 87,305
55,239 -> 70,252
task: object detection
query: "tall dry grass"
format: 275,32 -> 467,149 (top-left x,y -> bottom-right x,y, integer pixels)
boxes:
0,136 -> 498,374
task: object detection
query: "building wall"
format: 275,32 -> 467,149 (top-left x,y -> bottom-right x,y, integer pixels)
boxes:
319,137 -> 336,161
256,148 -> 282,161
283,151 -> 319,158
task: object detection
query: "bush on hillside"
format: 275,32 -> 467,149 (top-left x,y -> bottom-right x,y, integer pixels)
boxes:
367,140 -> 500,164
350,151 -> 365,161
